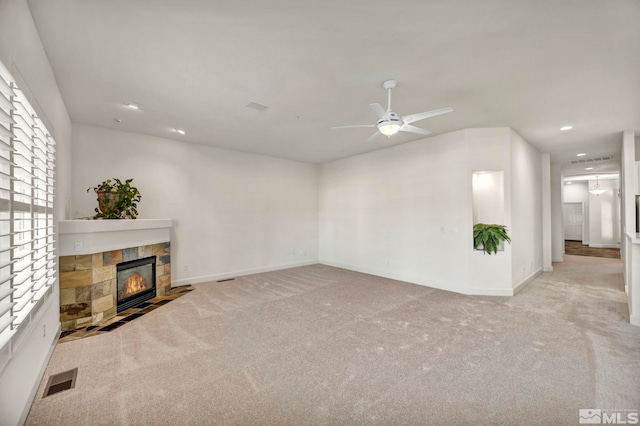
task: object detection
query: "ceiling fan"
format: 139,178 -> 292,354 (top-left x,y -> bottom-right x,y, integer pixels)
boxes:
332,80 -> 453,142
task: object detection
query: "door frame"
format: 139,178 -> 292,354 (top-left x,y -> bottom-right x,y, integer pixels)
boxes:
564,202 -> 585,243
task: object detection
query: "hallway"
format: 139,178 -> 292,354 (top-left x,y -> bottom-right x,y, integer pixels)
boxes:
564,240 -> 621,259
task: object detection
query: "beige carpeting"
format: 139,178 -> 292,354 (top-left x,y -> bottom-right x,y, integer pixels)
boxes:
26,256 -> 640,425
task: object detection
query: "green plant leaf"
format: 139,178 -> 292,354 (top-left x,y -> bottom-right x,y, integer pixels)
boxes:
473,223 -> 511,255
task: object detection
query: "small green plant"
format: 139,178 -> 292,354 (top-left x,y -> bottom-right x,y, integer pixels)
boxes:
473,223 -> 511,255
87,178 -> 141,219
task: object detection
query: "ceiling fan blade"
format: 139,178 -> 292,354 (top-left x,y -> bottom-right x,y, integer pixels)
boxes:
369,103 -> 387,119
402,107 -> 453,124
400,124 -> 431,136
367,131 -> 381,142
331,124 -> 376,130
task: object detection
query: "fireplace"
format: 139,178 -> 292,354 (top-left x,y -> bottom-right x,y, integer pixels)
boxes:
117,256 -> 157,312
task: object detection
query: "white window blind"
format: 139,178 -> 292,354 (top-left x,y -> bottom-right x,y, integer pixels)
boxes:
0,61 -> 56,350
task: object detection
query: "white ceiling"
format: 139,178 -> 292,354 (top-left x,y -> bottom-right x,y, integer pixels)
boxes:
26,0 -> 640,171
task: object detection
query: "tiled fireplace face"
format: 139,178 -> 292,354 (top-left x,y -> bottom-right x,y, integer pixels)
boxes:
59,242 -> 171,331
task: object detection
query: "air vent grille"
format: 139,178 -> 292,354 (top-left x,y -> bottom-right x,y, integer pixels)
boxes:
43,368 -> 78,398
570,155 -> 613,164
246,102 -> 268,111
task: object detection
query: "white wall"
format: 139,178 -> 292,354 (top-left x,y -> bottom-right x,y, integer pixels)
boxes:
0,0 -> 72,424
466,128 -> 512,293
319,128 -> 541,296
550,164 -> 564,262
541,153 -> 552,271
588,178 -> 620,248
71,124 -> 319,285
621,130 -> 639,327
319,129 -> 473,293
509,130 -> 543,288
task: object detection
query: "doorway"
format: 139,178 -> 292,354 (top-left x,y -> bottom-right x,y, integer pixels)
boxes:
564,202 -> 583,241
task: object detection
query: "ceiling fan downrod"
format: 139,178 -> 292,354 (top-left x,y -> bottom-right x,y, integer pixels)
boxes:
383,80 -> 397,112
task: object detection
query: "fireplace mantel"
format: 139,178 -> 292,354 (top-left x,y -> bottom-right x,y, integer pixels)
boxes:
58,219 -> 172,256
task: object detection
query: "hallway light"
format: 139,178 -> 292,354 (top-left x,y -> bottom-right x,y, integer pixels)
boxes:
589,176 -> 606,196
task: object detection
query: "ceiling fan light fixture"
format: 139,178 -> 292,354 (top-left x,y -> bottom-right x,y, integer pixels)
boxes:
378,123 -> 400,136
332,79 -> 452,142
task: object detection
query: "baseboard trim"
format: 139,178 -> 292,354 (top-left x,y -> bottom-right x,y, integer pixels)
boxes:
589,243 -> 621,249
171,260 -> 318,286
552,256 -> 563,262
319,260 -> 514,297
513,269 -> 543,295
630,314 -> 640,327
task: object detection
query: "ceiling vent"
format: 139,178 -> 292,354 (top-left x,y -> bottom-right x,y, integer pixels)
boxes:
246,102 -> 268,111
570,155 -> 613,164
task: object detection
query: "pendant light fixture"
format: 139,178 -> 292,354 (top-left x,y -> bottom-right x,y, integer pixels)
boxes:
589,176 -> 606,196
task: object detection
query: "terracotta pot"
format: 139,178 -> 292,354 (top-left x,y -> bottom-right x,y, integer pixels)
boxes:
96,190 -> 122,214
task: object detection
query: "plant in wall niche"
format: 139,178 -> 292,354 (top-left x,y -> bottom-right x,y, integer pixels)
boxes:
473,223 -> 511,255
87,178 -> 142,219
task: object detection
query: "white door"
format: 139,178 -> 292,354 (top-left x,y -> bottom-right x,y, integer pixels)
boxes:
564,202 -> 583,241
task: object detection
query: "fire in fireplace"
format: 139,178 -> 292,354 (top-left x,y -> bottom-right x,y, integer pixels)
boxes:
116,256 -> 156,312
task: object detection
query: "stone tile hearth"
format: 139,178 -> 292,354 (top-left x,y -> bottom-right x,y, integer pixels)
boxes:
59,242 -> 171,331
58,285 -> 194,343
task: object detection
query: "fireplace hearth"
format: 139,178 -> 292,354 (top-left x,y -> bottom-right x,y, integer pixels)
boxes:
117,256 -> 156,312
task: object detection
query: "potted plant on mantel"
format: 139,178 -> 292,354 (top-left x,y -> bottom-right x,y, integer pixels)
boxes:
473,223 -> 511,255
87,178 -> 142,219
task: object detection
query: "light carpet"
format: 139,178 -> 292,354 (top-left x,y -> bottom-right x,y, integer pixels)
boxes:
26,255 -> 640,425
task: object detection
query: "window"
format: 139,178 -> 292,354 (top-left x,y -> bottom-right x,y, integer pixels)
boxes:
0,60 -> 56,351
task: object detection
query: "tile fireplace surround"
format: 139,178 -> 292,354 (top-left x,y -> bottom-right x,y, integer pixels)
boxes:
58,219 -> 172,331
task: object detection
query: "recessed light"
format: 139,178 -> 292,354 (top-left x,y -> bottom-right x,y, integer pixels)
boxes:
585,167 -> 593,171
566,182 -> 573,185
576,153 -> 586,157
125,103 -> 140,110
176,129 -> 186,135
560,125 -> 573,131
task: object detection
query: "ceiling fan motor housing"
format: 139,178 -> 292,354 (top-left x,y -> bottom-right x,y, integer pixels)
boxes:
377,117 -> 402,126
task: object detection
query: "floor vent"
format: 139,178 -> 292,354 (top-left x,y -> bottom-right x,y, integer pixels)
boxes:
43,368 -> 78,398
217,278 -> 235,282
